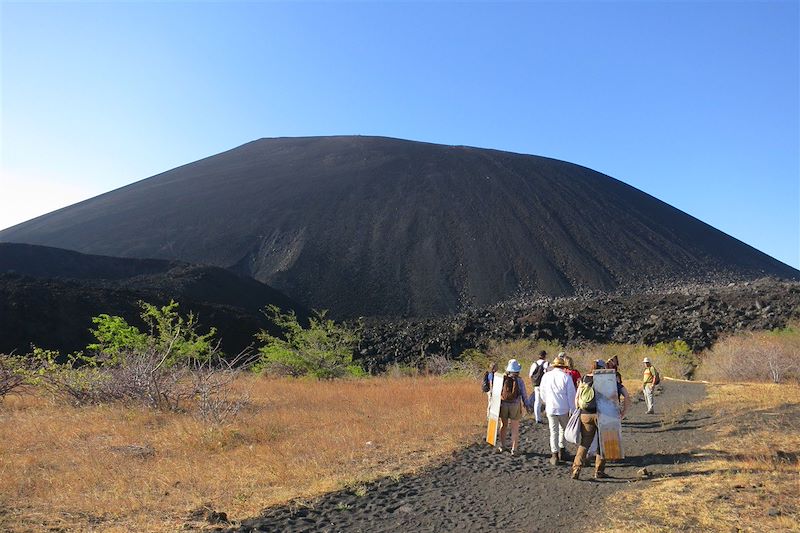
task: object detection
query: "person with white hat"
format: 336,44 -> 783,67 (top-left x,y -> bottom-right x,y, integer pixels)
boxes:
642,357 -> 660,414
497,358 -> 530,456
539,353 -> 577,465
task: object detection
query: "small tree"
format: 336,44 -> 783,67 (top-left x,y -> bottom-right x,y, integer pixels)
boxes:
88,314 -> 147,363
654,340 -> 697,379
88,300 -> 217,366
254,305 -> 364,379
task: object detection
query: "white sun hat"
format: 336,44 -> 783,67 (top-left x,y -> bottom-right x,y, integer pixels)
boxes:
506,359 -> 522,373
643,357 -> 651,363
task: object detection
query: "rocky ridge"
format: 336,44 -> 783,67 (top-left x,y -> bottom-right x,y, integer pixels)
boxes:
356,277 -> 800,372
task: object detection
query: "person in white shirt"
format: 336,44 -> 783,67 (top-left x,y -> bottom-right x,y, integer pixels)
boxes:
539,354 -> 577,465
528,350 -> 550,424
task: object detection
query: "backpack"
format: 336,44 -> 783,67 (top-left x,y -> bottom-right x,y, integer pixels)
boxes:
530,361 -> 546,387
577,380 -> 596,411
500,375 -> 520,401
652,367 -> 661,386
481,372 -> 491,393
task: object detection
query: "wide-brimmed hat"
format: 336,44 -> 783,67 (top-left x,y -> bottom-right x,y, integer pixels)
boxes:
643,357 -> 651,364
552,356 -> 568,368
506,359 -> 522,373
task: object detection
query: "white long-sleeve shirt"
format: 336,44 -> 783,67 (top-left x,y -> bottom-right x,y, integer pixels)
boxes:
539,368 -> 576,416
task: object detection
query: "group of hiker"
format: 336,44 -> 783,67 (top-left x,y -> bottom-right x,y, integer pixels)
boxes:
482,351 -> 660,479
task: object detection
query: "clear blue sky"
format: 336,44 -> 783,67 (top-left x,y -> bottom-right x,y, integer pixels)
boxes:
2,1 -> 798,268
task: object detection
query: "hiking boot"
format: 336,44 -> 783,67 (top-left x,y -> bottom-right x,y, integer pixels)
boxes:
510,449 -> 518,457
497,445 -> 504,453
549,453 -> 559,465
646,410 -> 654,415
594,471 -> 609,479
559,447 -> 569,462
571,468 -> 580,480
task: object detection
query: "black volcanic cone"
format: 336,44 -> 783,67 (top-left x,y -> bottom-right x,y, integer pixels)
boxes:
1,136 -> 797,318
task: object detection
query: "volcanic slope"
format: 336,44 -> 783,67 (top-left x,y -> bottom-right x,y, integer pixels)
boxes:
0,243 -> 308,356
1,136 -> 797,318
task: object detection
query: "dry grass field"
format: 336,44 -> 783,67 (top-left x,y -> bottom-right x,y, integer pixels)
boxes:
604,382 -> 800,532
0,376 -> 484,532
3,328 -> 797,532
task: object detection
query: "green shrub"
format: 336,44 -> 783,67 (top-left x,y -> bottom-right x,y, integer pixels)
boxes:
653,340 -> 698,379
0,352 -> 38,400
254,305 -> 364,379
87,300 -> 217,366
87,314 -> 147,363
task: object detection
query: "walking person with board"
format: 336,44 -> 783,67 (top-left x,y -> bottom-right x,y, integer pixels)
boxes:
571,360 -> 630,480
481,362 -> 498,419
486,359 -> 530,456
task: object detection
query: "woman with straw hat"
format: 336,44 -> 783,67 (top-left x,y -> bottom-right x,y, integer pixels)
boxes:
497,359 -> 530,456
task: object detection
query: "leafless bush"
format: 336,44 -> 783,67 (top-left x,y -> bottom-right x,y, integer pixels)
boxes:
424,355 -> 454,375
190,352 -> 252,425
34,343 -> 190,408
36,338 -> 254,423
699,327 -> 800,383
0,354 -> 31,401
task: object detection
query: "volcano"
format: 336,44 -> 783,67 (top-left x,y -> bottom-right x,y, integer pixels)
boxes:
2,136 -> 796,317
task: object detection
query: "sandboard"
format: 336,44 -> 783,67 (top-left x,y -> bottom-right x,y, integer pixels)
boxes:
486,372 -> 505,446
592,369 -> 624,460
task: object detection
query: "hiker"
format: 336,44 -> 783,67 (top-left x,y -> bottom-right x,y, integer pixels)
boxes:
528,350 -> 549,424
563,355 -> 581,388
571,359 -> 630,480
482,362 -> 498,418
642,357 -> 660,414
498,359 -> 530,456
605,355 -> 626,388
539,354 -> 576,465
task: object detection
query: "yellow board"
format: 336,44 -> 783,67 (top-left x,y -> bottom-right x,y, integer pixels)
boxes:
600,429 -> 623,460
486,418 -> 499,446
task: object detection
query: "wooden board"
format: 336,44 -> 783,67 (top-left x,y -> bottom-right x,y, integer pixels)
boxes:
593,369 -> 624,460
486,372 -> 505,446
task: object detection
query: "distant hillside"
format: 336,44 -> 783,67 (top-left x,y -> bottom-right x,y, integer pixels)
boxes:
0,243 -> 308,356
2,136 -> 797,318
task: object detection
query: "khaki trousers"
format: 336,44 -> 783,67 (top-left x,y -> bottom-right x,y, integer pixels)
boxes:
571,413 -> 606,474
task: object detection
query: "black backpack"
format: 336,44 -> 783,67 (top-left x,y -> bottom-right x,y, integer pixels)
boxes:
481,372 -> 491,393
530,361 -> 546,387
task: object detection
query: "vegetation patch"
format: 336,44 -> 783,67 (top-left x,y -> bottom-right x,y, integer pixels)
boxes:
0,376 -> 483,532
602,382 -> 800,532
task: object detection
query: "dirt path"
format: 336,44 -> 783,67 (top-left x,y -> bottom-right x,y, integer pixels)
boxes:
230,380 -> 709,533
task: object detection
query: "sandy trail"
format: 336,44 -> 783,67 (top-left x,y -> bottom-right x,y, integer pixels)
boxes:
231,380 -> 709,532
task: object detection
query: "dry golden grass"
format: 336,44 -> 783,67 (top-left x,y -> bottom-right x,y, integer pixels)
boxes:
0,376 -> 484,532
603,382 -> 800,532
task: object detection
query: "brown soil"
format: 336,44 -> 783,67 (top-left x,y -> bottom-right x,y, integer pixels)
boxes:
229,379 -> 709,532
